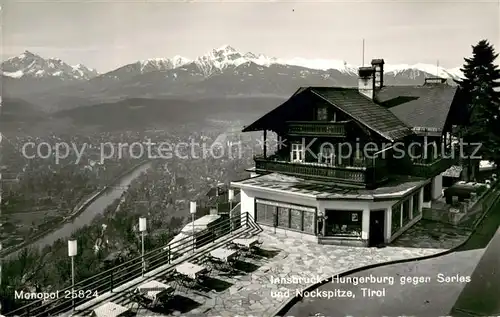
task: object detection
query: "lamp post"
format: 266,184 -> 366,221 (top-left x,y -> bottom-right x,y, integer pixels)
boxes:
139,217 -> 147,277
190,201 -> 197,252
68,240 -> 77,311
0,242 -> 2,314
228,189 -> 234,234
228,188 -> 234,211
0,242 -> 2,288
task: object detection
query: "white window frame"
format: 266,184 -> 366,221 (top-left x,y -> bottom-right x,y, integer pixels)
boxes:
291,143 -> 305,162
353,149 -> 364,165
317,107 -> 328,121
318,146 -> 335,165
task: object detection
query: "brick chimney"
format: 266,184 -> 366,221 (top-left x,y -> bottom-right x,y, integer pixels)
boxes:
371,59 -> 385,89
358,67 -> 375,99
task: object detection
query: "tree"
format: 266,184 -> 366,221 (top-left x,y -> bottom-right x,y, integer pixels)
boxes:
456,40 -> 500,176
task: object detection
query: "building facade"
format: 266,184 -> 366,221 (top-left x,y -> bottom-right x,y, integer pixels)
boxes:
231,59 -> 465,247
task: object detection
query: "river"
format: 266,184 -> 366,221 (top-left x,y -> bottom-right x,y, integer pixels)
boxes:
5,162 -> 152,260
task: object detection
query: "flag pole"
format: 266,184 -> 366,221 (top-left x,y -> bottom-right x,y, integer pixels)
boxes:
362,39 -> 365,67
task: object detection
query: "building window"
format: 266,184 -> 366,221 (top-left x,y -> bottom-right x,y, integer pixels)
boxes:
277,207 -> 290,227
291,143 -> 305,162
256,200 -> 316,234
413,193 -> 420,217
303,212 -> 315,233
290,209 -> 303,230
402,199 -> 410,225
318,145 -> 335,165
325,210 -> 362,237
256,203 -> 275,225
391,204 -> 401,235
317,107 -> 328,121
352,149 -> 364,166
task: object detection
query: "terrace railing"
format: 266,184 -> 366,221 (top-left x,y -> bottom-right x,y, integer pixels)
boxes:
4,212 -> 256,317
411,156 -> 454,178
286,121 -> 349,137
254,156 -> 388,187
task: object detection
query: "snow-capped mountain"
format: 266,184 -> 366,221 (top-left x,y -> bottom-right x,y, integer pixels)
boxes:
384,63 -> 463,79
99,56 -> 190,80
4,45 -> 465,111
193,45 -> 463,78
1,51 -> 98,80
93,45 -> 463,81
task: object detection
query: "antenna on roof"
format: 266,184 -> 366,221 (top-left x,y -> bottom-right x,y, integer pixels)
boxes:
436,59 -> 439,77
362,39 -> 365,67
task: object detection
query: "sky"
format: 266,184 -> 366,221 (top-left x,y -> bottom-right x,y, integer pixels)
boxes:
1,0 -> 499,73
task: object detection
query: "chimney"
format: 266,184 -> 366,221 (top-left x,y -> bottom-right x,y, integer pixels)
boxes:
371,59 -> 385,89
358,67 -> 375,99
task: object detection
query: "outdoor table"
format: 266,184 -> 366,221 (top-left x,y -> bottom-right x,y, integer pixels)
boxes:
92,301 -> 130,317
136,280 -> 174,304
175,262 -> 207,279
233,238 -> 259,249
210,247 -> 238,262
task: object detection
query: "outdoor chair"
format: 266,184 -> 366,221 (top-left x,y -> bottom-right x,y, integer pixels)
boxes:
127,289 -> 152,311
164,270 -> 178,282
206,255 -> 234,272
252,240 -> 263,248
155,291 -> 174,308
226,241 -> 240,250
238,241 -> 262,258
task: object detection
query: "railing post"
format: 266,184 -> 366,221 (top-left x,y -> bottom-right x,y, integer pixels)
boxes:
110,270 -> 114,292
167,245 -> 171,264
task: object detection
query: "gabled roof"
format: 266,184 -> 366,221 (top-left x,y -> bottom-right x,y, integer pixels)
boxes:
311,87 -> 413,141
243,86 -> 413,142
376,85 -> 458,131
242,86 -> 305,133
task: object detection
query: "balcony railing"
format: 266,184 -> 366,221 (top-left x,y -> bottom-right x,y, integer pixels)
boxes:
254,156 -> 388,187
4,212 -> 257,317
287,121 -> 348,137
411,156 -> 453,178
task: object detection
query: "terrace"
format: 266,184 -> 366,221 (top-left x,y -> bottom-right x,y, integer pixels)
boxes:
253,156 -> 389,188
5,206 -> 454,317
411,156 -> 453,178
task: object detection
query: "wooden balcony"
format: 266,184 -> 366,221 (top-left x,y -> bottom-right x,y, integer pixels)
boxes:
254,156 -> 388,188
287,121 -> 348,137
411,156 -> 453,178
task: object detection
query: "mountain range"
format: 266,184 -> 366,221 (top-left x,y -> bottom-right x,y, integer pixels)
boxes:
2,45 -> 464,112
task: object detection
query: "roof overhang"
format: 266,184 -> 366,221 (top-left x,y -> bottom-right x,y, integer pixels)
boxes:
412,127 -> 443,137
231,173 -> 429,202
242,87 -> 308,132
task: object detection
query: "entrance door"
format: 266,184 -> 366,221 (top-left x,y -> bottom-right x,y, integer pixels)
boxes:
369,210 -> 385,247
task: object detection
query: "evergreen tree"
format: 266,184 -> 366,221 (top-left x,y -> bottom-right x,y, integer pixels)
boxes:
456,40 -> 500,172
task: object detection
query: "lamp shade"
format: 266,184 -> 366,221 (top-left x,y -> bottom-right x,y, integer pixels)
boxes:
139,217 -> 147,232
228,189 -> 234,202
68,240 -> 77,257
190,201 -> 197,214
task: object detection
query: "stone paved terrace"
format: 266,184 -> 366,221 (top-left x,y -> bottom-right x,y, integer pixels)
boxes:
391,219 -> 471,249
112,227 -> 462,317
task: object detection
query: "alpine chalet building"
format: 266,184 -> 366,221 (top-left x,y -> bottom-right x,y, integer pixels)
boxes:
231,59 -> 465,247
